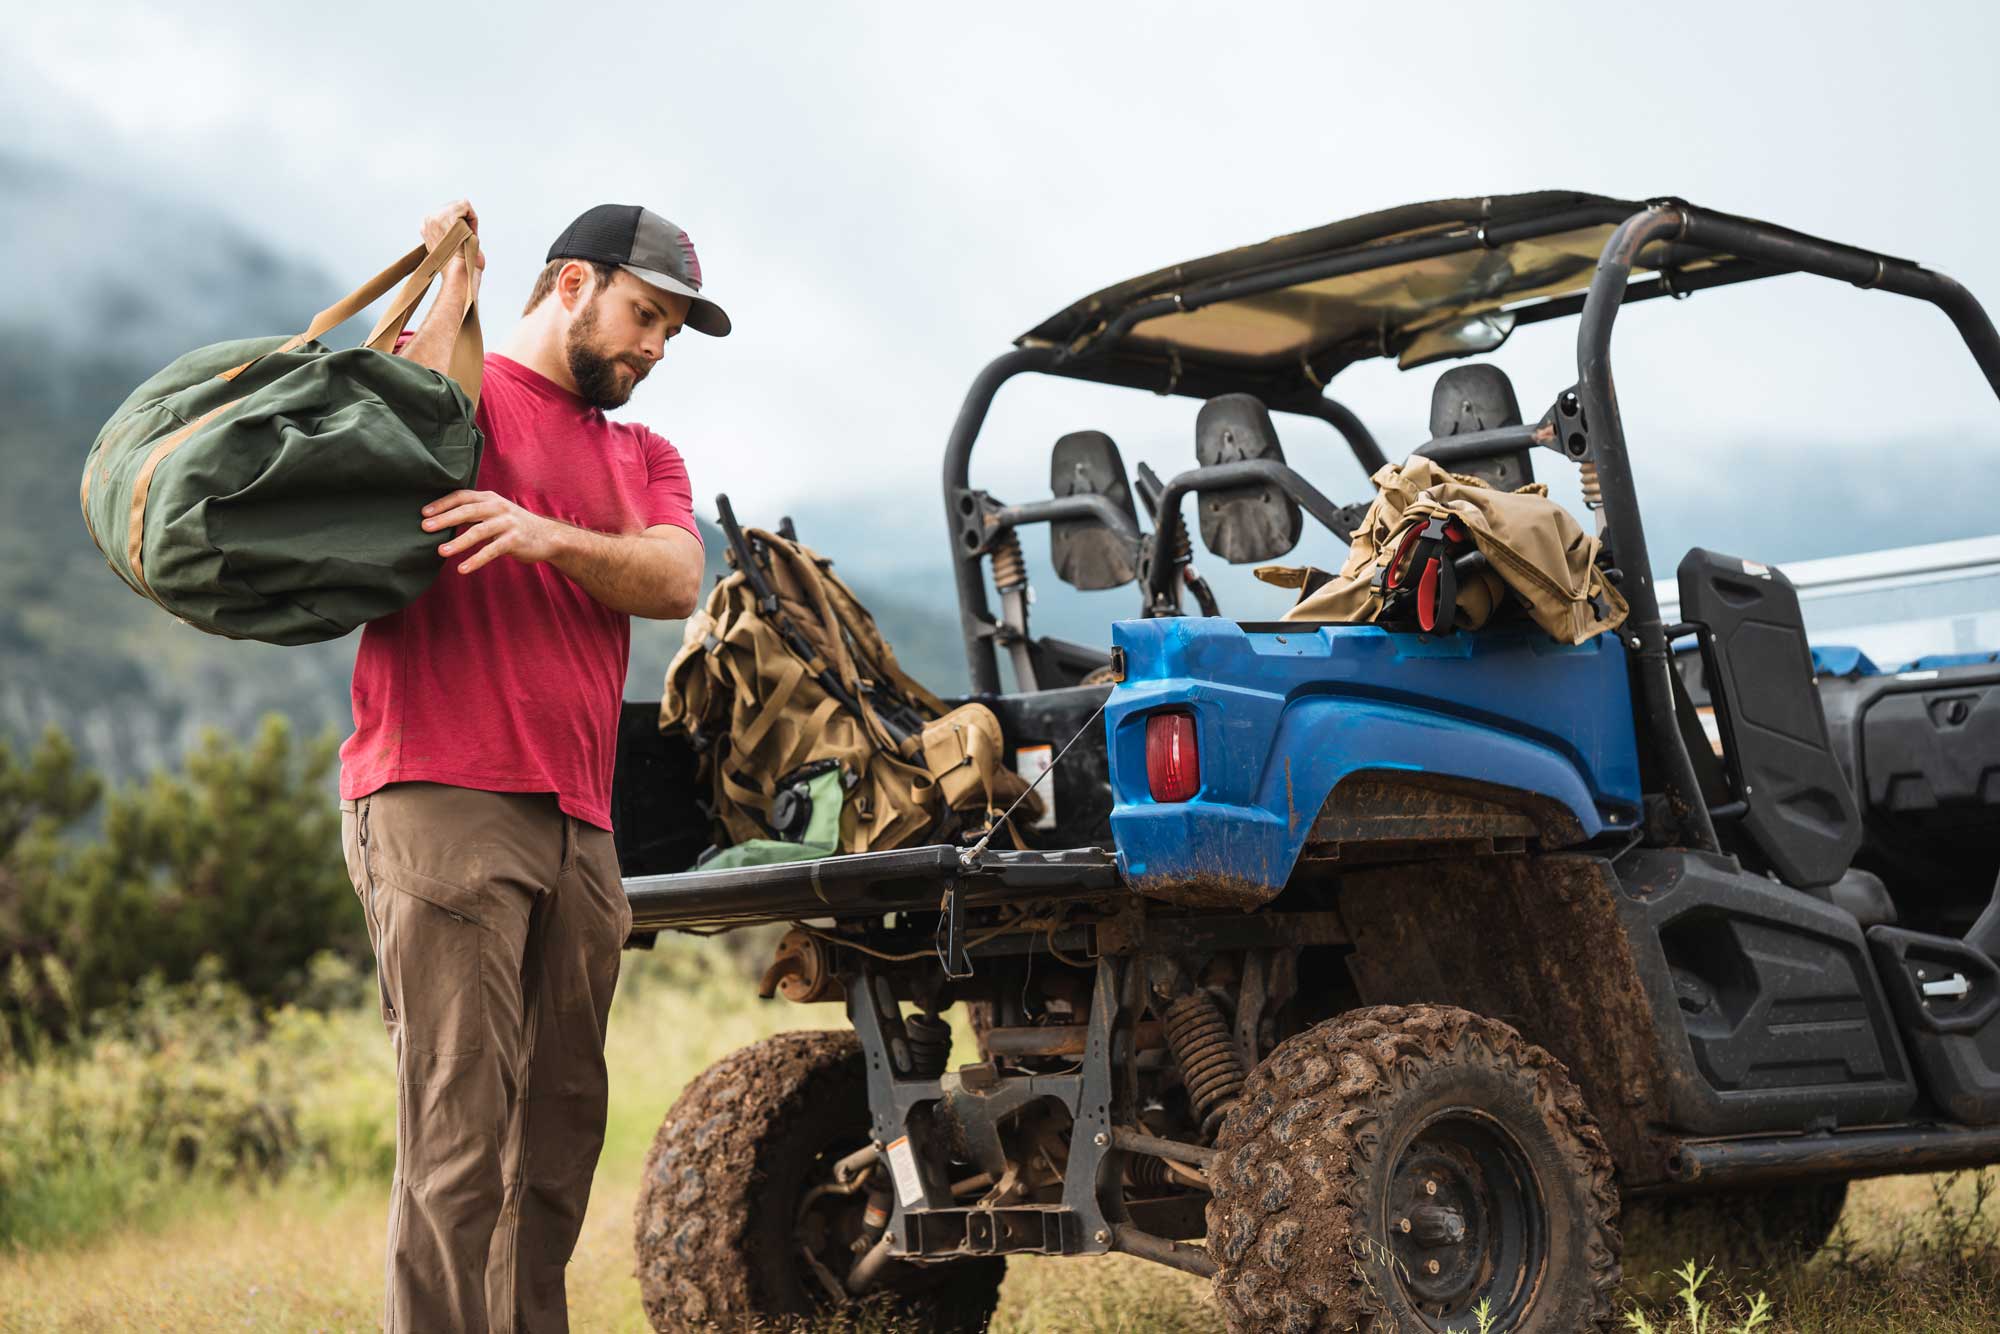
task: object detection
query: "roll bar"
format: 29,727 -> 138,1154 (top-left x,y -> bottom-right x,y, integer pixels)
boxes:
940,203 -> 2000,855
941,346 -> 1382,694
1575,204 -> 2000,850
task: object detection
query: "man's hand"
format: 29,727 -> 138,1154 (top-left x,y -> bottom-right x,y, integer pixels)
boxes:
396,200 -> 484,374
422,490 -> 704,618
425,490 -> 561,573
420,198 -> 485,303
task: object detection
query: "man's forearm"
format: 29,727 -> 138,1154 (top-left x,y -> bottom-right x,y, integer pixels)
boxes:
398,263 -> 472,375
548,524 -> 701,619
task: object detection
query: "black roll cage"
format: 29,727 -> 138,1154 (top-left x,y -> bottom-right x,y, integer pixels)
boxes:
940,200 -> 2000,851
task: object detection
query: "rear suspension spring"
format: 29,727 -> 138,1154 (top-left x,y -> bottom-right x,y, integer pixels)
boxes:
904,1013 -> 953,1079
1578,458 -> 1603,510
988,529 -> 1027,591
1162,991 -> 1246,1141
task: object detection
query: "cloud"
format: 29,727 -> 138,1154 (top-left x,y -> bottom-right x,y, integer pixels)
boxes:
7,0 -> 1998,552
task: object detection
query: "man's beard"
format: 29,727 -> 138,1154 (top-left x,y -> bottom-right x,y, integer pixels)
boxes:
565,300 -> 649,409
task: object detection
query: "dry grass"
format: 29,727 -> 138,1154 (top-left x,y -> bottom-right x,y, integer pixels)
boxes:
4,940 -> 2000,1332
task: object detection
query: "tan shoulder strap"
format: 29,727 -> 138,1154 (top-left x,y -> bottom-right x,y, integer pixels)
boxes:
820,568 -> 948,717
219,218 -> 484,406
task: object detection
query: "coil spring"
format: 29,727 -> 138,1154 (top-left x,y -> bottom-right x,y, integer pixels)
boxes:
989,529 -> 1027,590
904,1013 -> 953,1078
1162,990 -> 1246,1141
1169,513 -> 1193,566
1579,458 -> 1603,510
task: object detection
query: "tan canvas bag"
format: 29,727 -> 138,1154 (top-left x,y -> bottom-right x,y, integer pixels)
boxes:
1267,456 -> 1628,644
662,529 -> 1037,853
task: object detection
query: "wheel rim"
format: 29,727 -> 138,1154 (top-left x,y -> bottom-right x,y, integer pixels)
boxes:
1384,1107 -> 1548,1328
793,1134 -> 876,1308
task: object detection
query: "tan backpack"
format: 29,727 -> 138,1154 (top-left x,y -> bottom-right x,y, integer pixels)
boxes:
661,526 -> 1038,855
1260,456 -> 1628,645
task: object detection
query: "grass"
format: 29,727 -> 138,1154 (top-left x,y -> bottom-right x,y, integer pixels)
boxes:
4,937 -> 2000,1331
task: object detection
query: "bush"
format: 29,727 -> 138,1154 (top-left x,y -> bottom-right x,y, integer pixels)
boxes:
0,717 -> 364,1047
0,952 -> 393,1249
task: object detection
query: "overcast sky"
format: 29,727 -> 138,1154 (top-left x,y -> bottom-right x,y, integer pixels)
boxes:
10,1 -> 1999,603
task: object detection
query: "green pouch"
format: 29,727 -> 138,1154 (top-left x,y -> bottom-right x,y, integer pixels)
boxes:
699,770 -> 844,870
79,221 -> 487,645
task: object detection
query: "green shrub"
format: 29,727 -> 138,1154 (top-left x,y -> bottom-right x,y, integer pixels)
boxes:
0,717 -> 364,1048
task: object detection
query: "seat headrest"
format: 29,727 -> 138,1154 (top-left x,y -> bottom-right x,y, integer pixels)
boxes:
1430,364 -> 1522,437
1196,393 -> 1285,466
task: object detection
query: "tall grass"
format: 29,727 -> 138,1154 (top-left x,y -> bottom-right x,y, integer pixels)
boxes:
0,952 -> 393,1250
8,936 -> 2000,1331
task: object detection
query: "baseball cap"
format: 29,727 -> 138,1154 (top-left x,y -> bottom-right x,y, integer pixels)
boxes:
545,204 -> 731,337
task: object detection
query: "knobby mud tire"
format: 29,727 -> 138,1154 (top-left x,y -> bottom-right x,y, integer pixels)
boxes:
1206,1004 -> 1622,1333
633,1029 -> 1005,1332
1619,1182 -> 1848,1294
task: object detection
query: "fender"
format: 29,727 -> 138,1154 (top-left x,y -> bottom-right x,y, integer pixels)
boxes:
1106,619 -> 1642,889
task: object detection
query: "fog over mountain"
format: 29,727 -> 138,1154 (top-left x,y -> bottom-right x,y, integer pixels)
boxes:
4,150 -> 1996,782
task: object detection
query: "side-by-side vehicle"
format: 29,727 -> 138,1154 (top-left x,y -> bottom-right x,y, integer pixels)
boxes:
613,192 -> 2000,1332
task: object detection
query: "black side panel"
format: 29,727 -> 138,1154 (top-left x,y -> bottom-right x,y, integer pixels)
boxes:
1863,679 -> 2000,813
1677,549 -> 1861,887
611,700 -> 710,877
1867,924 -> 2000,1124
1615,848 -> 1916,1135
1819,663 -> 2000,931
972,684 -> 1114,848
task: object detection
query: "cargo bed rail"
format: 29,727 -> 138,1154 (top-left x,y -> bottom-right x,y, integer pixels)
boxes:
624,845 -> 1121,933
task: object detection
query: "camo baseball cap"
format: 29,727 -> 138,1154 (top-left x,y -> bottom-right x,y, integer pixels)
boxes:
546,204 -> 731,337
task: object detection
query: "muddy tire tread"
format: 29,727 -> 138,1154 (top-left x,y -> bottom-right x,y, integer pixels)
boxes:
1206,1003 -> 1621,1333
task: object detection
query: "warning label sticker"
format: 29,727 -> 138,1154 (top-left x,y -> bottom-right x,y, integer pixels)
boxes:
885,1135 -> 924,1208
1014,744 -> 1057,829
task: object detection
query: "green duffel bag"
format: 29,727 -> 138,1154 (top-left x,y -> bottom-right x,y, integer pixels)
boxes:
80,219 -> 487,645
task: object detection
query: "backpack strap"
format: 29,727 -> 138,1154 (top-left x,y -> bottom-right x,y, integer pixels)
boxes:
732,655 -> 807,755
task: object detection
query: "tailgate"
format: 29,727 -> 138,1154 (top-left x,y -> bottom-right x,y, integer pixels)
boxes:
624,845 -> 1121,933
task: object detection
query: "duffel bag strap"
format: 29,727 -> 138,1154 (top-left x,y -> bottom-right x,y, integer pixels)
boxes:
219,218 -> 485,406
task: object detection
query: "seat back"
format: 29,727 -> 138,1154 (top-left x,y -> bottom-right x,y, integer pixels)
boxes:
1049,430 -> 1140,590
1193,394 -> 1302,563
1678,548 -> 1861,887
1428,364 -> 1536,490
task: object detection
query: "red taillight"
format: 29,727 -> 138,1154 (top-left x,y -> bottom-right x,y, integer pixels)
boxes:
1145,710 -> 1201,803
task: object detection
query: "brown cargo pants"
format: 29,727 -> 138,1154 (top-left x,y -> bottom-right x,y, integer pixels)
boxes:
339,782 -> 632,1334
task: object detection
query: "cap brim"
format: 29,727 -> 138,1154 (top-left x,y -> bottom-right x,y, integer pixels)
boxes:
621,263 -> 732,337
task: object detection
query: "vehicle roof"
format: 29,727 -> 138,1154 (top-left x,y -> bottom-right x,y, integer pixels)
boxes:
1015,191 -> 1886,404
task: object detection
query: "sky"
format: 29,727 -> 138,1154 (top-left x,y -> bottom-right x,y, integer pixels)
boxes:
9,0 -> 1999,623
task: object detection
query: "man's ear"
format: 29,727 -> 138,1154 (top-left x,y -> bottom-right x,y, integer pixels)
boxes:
559,260 -> 596,312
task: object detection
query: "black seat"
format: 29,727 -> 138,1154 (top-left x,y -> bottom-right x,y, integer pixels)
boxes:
1048,430 -> 1140,590
1677,548 -> 1862,889
1193,394 -> 1302,563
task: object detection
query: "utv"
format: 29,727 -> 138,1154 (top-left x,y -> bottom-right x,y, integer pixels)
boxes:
613,192 -> 2000,1332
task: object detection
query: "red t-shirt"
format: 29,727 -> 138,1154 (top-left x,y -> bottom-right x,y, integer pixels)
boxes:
339,353 -> 700,829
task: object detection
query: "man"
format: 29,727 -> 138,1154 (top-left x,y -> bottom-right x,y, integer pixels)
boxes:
337,199 -> 724,1332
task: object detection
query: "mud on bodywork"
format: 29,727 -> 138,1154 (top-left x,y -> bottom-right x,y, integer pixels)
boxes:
1336,852 -> 1676,1185
1130,869 -> 1275,911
